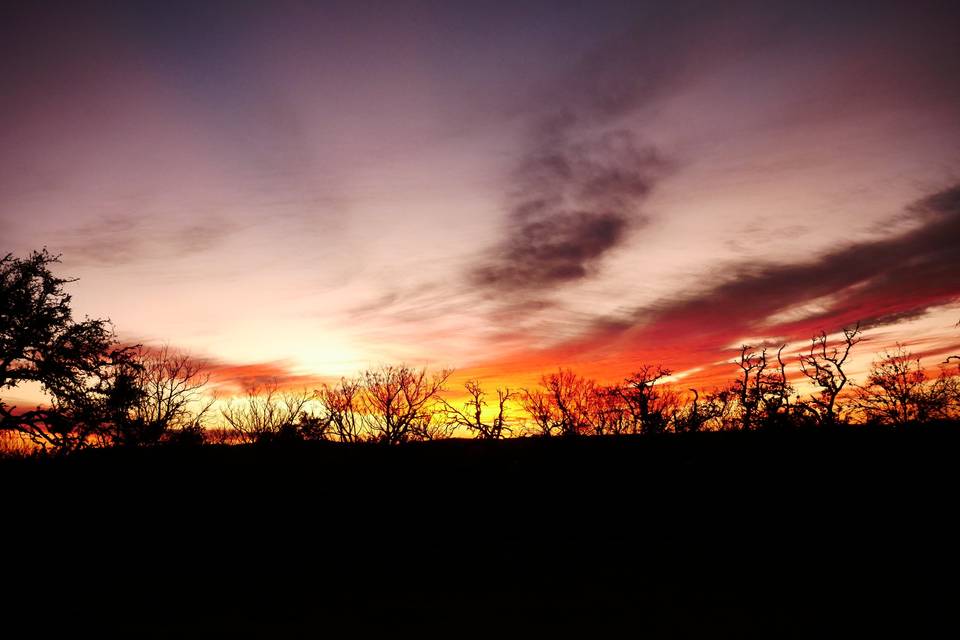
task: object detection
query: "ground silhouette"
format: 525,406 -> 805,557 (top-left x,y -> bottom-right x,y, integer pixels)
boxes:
3,426 -> 958,635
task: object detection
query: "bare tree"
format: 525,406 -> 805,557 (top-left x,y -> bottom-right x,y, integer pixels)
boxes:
358,365 -> 452,445
114,345 -> 214,446
733,346 -> 768,431
521,387 -> 563,437
220,380 -> 314,444
316,378 -> 365,443
765,346 -> 794,420
674,387 -> 736,433
673,388 -> 704,433
589,386 -> 632,436
855,346 -> 958,426
797,323 -> 862,426
408,411 -> 457,442
615,365 -> 676,434
521,370 -> 598,437
927,367 -> 960,421
444,380 -> 515,440
522,368 -> 683,437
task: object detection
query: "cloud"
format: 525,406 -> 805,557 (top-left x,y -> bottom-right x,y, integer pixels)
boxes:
467,6 -> 699,298
54,214 -> 241,267
542,183 -> 960,369
472,130 -> 666,290
205,359 -> 331,394
467,0 -> 960,301
465,0 -> 805,301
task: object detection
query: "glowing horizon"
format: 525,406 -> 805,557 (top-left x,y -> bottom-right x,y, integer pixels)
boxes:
3,1 -> 960,408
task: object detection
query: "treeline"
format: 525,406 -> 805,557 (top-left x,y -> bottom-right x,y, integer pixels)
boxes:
3,249 -> 959,455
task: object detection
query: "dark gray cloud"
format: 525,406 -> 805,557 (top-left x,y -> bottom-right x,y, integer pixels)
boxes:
467,2 -> 777,297
578,182 -> 960,352
467,5 -> 700,295
472,130 -> 666,290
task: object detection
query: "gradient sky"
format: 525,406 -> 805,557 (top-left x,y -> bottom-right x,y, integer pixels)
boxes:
4,0 -> 960,399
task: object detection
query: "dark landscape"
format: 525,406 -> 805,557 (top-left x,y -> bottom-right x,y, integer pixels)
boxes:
4,1 -> 960,636
5,426 -> 959,635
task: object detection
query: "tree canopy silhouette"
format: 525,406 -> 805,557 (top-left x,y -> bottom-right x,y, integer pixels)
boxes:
1,250 -> 138,451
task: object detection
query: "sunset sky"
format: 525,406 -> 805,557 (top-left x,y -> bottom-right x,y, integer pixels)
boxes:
3,0 -> 960,399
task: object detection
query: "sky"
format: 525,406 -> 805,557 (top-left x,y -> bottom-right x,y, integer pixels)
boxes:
3,0 -> 960,399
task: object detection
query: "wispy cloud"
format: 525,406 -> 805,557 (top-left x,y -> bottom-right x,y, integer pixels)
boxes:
54,214 -> 241,267
205,359 -> 331,394
499,183 -> 960,382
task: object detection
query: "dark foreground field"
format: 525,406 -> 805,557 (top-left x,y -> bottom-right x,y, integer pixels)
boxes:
3,426 -> 959,637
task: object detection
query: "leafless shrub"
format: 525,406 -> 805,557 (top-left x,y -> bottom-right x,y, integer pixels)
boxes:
220,381 -> 314,444
444,380 -> 515,440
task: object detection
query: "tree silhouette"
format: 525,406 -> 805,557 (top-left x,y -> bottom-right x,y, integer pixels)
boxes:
28,347 -> 141,451
763,345 -> 794,427
522,369 -> 599,437
855,346 -> 959,426
615,365 -> 676,435
109,345 -> 213,446
798,323 -> 862,426
1,250 -> 135,451
674,387 -> 735,433
358,365 -> 452,444
588,385 -> 631,436
521,386 -> 564,437
729,345 -> 794,431
316,378 -> 364,443
443,380 -> 515,439
220,380 -> 314,444
732,346 -> 768,431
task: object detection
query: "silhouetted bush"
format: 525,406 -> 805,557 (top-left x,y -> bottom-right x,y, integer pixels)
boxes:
220,382 -> 314,444
161,423 -> 208,447
855,346 -> 960,426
